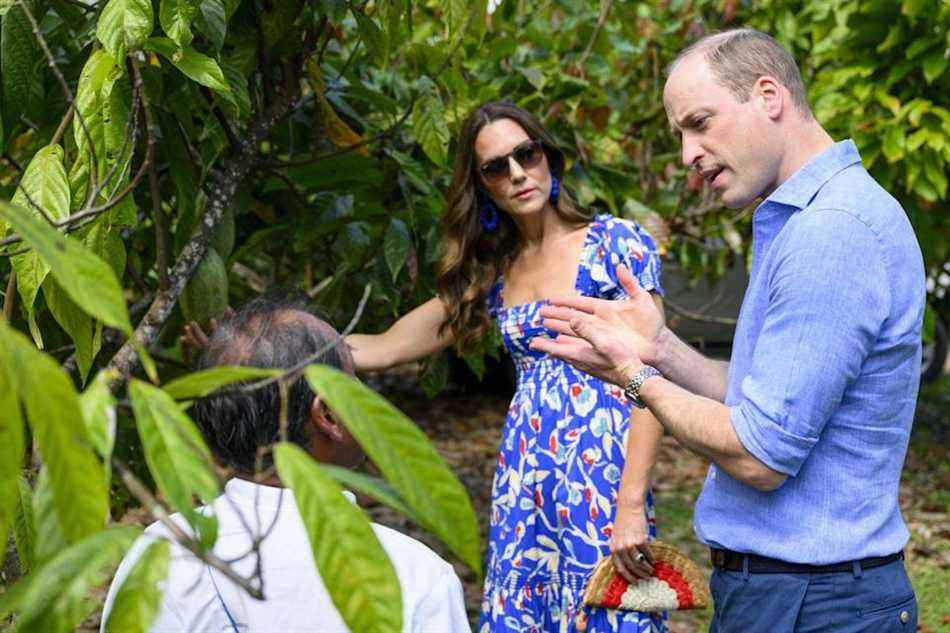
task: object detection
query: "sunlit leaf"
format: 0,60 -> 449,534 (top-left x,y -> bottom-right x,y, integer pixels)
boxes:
9,145 -> 71,321
145,36 -> 231,95
0,526 -> 140,633
160,0 -> 199,48
163,365 -> 283,400
43,277 -> 96,382
97,0 -> 154,62
412,77 -> 450,165
129,379 -> 220,540
13,475 -> 36,574
0,200 -> 133,334
274,443 -> 403,632
304,365 -> 481,573
0,357 -> 23,570
79,370 -> 119,485
103,539 -> 170,633
0,323 -> 109,545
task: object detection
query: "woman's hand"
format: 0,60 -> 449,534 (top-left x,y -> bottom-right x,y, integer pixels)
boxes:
610,502 -> 655,583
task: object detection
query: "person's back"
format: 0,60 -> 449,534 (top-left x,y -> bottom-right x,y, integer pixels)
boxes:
102,479 -> 468,632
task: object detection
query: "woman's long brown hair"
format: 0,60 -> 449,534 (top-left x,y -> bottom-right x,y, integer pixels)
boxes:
436,102 -> 594,354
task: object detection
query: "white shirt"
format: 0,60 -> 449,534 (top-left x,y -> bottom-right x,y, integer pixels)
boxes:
101,478 -> 471,633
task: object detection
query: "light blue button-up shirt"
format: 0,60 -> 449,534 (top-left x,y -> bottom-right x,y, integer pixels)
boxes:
693,140 -> 926,564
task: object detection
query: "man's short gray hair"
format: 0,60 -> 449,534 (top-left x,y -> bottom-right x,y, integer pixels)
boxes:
669,29 -> 811,116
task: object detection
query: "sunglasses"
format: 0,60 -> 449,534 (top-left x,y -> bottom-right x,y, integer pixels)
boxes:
478,140 -> 544,182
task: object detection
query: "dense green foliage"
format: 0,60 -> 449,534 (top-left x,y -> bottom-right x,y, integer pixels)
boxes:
0,0 -> 946,629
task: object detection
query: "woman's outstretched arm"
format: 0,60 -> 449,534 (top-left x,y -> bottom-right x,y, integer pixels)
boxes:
345,297 -> 455,372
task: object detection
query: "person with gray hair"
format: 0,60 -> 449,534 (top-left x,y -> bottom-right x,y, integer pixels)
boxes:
101,294 -> 471,632
533,28 -> 924,632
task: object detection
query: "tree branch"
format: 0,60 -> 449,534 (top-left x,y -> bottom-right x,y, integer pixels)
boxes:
105,67 -> 305,383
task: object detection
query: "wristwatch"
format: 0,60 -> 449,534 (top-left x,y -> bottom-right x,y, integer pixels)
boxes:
622,366 -> 661,408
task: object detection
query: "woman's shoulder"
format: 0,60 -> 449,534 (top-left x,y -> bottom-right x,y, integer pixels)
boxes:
590,212 -> 658,251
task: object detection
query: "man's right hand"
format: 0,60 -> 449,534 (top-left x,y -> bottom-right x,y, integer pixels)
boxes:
532,265 -> 666,386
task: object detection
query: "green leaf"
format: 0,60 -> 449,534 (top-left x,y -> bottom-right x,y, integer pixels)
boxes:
922,49 -> 948,84
882,125 -> 906,163
145,37 -> 231,95
353,9 -> 386,63
0,526 -> 140,632
103,539 -> 170,633
97,0 -> 154,62
163,366 -> 283,400
443,0 -> 468,37
79,370 -> 119,484
0,323 -> 110,544
319,464 -> 414,518
1,0 -> 38,121
160,0 -> 199,48
412,77 -> 450,166
304,365 -> 481,573
72,49 -> 117,199
32,467 -> 68,566
0,358 -> 24,569
197,0 -> 227,49
13,475 -> 36,574
9,145 -> 71,317
274,443 -> 403,633
44,277 -> 96,382
128,379 -> 220,536
383,218 -> 410,281
0,199 -> 133,334
218,59 -> 250,119
419,352 -> 449,398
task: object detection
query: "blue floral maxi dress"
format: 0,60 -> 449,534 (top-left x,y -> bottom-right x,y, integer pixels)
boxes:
478,214 -> 668,633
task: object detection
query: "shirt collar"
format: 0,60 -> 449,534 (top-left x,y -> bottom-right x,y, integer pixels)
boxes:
762,139 -> 861,210
223,477 -> 357,508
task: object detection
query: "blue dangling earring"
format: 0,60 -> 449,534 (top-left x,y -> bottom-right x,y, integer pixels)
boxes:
480,198 -> 500,232
550,174 -> 560,206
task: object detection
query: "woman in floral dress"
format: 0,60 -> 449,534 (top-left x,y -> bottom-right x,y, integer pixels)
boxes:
345,103 -> 668,632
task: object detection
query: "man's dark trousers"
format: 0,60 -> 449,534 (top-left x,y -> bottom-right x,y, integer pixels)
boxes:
708,558 -> 917,632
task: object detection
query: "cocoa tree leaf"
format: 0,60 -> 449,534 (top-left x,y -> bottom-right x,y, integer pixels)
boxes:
383,218 -> 410,281
411,77 -> 449,166
43,277 -> 96,382
145,36 -> 231,95
0,321 -> 109,547
96,0 -> 154,62
0,526 -> 140,633
9,144 -> 71,322
304,365 -> 481,573
159,0 -> 199,48
128,379 -> 219,542
103,539 -> 170,633
0,357 -> 24,571
274,443 -> 403,633
71,49 -> 117,210
79,370 -> 119,485
197,0 -> 227,50
13,475 -> 35,574
31,467 -> 67,567
0,199 -> 133,335
319,464 -> 414,518
163,366 -> 282,400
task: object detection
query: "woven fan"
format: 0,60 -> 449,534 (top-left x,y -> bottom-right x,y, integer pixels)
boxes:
582,540 -> 710,613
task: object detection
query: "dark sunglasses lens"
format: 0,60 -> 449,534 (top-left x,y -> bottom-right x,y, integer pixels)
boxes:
481,158 -> 509,180
514,142 -> 543,168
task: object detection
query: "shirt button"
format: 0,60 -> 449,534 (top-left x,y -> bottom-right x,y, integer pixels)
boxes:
899,610 -> 909,623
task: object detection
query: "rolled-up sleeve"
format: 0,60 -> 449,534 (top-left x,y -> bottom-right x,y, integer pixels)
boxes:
730,208 -> 890,476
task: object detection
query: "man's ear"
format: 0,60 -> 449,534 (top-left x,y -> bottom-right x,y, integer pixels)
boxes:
309,396 -> 346,442
754,75 -> 784,120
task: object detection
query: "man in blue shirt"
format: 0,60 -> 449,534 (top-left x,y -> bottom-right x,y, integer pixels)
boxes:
531,29 -> 924,632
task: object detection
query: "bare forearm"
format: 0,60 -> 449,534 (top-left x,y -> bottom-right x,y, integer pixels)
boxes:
617,409 -> 663,511
653,326 -> 729,402
345,298 -> 453,371
638,376 -> 785,491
